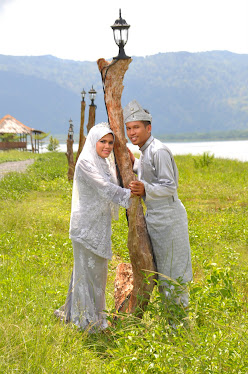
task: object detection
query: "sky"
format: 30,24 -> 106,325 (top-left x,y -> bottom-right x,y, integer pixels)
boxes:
0,0 -> 247,62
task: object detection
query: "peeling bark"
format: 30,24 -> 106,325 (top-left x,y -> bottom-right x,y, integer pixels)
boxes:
66,136 -> 74,181
114,263 -> 133,312
97,58 -> 157,316
86,105 -> 96,134
76,100 -> 86,165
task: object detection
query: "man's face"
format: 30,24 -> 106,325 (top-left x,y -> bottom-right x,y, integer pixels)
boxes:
126,121 -> 151,148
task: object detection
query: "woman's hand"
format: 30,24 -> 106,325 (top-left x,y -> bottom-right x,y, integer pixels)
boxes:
129,181 -> 145,197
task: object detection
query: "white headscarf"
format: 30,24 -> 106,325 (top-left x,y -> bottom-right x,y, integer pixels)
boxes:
76,122 -> 115,175
72,122 -> 119,219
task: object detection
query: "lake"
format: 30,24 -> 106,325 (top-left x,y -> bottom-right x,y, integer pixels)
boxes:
41,140 -> 248,162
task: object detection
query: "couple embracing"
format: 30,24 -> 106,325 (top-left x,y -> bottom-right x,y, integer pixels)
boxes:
54,100 -> 192,331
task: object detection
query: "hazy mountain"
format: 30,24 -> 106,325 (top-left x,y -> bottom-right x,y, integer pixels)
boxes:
0,51 -> 248,136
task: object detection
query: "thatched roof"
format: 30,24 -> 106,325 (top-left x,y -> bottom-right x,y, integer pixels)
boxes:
0,115 -> 43,135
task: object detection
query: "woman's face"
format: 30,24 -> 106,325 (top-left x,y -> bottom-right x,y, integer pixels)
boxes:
96,133 -> 114,158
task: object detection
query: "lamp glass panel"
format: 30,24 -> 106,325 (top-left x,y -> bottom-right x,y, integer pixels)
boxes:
121,29 -> 128,45
114,29 -> 121,45
89,92 -> 96,100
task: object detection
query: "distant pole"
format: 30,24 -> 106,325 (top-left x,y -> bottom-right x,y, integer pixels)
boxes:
75,89 -> 87,164
86,85 -> 97,134
66,118 -> 75,181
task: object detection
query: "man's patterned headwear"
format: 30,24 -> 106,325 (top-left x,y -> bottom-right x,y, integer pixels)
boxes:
123,100 -> 152,124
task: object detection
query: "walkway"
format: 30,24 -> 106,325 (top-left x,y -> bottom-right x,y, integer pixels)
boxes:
0,159 -> 35,181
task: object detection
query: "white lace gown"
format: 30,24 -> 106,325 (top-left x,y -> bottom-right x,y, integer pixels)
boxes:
65,241 -> 109,330
57,123 -> 131,331
63,160 -> 130,331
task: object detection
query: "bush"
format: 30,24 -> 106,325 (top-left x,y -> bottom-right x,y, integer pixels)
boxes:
193,152 -> 214,168
47,136 -> 60,152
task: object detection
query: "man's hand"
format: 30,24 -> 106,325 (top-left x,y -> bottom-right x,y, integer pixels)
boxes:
129,181 -> 145,196
127,147 -> 135,166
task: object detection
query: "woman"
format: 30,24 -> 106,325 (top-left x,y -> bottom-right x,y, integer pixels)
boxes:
55,123 -> 131,331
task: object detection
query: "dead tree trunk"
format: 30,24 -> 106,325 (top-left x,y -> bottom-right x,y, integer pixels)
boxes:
75,100 -> 86,165
97,58 -> 157,316
66,135 -> 74,181
86,104 -> 96,134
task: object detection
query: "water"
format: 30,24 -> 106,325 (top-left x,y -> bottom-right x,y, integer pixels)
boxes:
165,140 -> 248,162
40,140 -> 248,162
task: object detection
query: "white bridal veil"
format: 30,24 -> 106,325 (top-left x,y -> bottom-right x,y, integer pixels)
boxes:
71,122 -> 119,219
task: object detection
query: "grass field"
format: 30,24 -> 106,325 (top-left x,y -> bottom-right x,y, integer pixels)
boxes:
0,150 -> 40,164
0,150 -> 247,373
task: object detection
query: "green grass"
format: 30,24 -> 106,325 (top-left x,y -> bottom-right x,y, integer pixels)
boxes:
0,150 -> 41,164
0,151 -> 247,373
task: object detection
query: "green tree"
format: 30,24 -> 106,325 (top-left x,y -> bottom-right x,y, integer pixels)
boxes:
0,134 -> 19,142
47,136 -> 59,152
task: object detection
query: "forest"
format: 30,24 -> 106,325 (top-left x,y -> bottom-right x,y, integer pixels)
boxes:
1,51 -> 248,137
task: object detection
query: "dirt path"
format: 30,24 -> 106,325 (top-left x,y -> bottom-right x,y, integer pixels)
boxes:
0,159 -> 35,181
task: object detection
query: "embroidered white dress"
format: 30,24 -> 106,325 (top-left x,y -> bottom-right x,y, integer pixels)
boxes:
134,136 -> 192,300
57,124 -> 131,331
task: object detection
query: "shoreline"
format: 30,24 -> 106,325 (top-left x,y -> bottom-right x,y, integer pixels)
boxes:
36,139 -> 248,162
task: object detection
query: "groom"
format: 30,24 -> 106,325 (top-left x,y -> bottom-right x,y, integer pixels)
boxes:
124,100 -> 192,307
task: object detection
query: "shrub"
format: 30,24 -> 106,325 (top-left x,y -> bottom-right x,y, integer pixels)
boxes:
47,136 -> 60,152
193,152 -> 215,168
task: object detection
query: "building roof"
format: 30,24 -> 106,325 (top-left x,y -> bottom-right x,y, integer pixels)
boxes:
0,115 -> 43,135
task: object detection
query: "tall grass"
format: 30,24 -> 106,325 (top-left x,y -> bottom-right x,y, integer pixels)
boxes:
0,150 -> 40,164
0,152 -> 247,373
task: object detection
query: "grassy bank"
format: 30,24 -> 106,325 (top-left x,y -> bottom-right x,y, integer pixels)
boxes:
0,151 -> 247,373
0,150 -> 40,164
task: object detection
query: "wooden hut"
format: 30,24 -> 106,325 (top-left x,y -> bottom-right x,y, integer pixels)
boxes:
0,114 -> 44,153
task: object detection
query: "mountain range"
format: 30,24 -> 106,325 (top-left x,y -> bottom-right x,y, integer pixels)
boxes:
0,51 -> 248,138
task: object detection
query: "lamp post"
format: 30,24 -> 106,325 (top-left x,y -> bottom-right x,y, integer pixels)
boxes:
68,118 -> 74,140
88,85 -> 97,106
96,10 -> 157,316
81,88 -> 86,102
66,118 -> 75,181
111,9 -> 130,60
75,89 -> 87,164
86,85 -> 97,134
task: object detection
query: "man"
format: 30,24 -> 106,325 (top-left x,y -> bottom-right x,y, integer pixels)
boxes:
124,99 -> 192,308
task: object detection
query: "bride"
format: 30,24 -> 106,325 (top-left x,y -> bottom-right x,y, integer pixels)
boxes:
55,123 -> 131,331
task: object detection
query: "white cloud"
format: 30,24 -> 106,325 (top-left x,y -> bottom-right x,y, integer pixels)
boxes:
0,0 -> 15,11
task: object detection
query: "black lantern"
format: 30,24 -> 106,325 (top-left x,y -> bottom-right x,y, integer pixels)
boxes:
88,85 -> 97,106
111,9 -> 130,60
68,118 -> 74,140
81,88 -> 86,101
